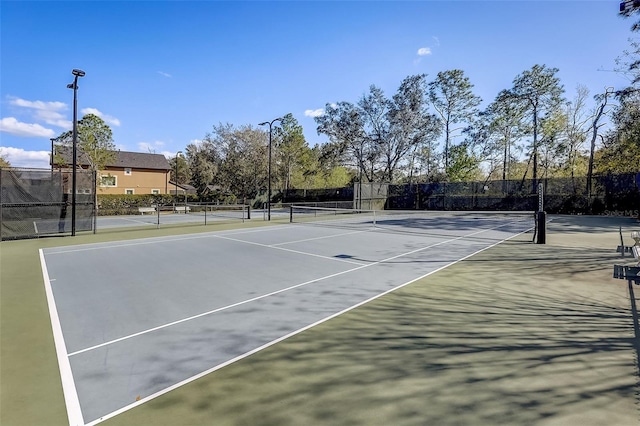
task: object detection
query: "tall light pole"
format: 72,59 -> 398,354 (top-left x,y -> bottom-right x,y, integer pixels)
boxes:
67,68 -> 85,236
259,117 -> 282,221
174,151 -> 182,211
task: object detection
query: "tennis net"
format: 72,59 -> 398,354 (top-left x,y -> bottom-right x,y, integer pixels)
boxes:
184,203 -> 250,222
289,206 -> 536,237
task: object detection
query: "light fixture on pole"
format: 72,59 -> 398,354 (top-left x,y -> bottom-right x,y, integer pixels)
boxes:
258,117 -> 283,221
67,68 -> 85,236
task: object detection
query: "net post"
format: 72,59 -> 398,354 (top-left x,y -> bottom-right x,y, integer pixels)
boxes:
620,226 -> 625,258
247,205 -> 250,220
536,182 -> 546,244
289,205 -> 293,223
204,203 -> 207,226
536,211 -> 546,244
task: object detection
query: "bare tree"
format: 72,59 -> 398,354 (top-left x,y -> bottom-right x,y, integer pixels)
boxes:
510,64 -> 565,191
560,85 -> 590,180
469,90 -> 527,181
428,69 -> 481,174
315,101 -> 371,182
382,75 -> 440,182
586,87 -> 614,195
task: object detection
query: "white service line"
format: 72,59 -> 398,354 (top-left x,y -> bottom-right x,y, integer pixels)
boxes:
44,224 -> 292,255
68,262 -> 368,357
40,249 -> 85,426
269,229 -> 369,247
116,217 -> 155,225
213,233 -> 367,266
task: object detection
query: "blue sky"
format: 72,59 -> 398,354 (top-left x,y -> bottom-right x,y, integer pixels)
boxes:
0,0 -> 634,168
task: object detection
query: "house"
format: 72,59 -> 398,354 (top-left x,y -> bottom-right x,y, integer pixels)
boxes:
53,147 -> 171,195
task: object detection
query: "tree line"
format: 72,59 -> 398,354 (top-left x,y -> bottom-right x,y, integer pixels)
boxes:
181,63 -> 638,200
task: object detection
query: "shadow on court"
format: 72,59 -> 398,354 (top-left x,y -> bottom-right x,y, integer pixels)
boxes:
104,221 -> 640,426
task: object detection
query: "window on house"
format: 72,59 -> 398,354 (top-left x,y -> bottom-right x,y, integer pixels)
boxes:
100,175 -> 117,187
125,189 -> 134,195
151,189 -> 160,195
124,168 -> 132,175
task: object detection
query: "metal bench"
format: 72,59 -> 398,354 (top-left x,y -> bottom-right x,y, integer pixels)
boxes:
174,206 -> 191,213
138,207 -> 156,215
613,229 -> 640,283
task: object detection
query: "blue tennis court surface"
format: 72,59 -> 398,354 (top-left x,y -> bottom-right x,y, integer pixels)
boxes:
40,217 -> 532,425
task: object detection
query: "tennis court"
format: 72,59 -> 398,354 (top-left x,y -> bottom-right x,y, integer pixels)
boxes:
40,211 -> 533,425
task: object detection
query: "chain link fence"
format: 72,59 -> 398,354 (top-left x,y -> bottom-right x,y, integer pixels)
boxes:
1,167 -> 95,240
384,173 -> 640,215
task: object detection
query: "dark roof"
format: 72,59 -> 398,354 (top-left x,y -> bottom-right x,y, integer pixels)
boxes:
55,147 -> 170,171
110,151 -> 170,170
169,182 -> 196,191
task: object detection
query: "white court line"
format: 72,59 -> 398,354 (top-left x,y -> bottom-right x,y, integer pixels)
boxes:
113,217 -> 156,225
68,222 -> 510,357
213,233 -> 367,266
40,249 -> 85,426
44,223 -> 362,256
269,229 -> 369,247
85,224 -> 532,426
44,224 -> 293,255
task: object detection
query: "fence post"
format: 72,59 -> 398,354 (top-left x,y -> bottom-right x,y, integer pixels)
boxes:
93,170 -> 97,234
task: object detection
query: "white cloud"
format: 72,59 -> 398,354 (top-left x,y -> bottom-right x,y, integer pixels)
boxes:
138,142 -> 154,152
417,47 -> 432,56
35,110 -> 70,128
304,108 -> 325,118
432,36 -> 440,47
9,97 -> 67,112
0,117 -> 56,138
7,96 -> 121,129
157,71 -> 172,78
0,146 -> 51,168
8,97 -> 70,128
138,141 -> 165,153
81,108 -> 121,127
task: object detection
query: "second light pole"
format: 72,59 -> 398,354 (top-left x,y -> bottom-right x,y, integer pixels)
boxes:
259,117 -> 282,221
